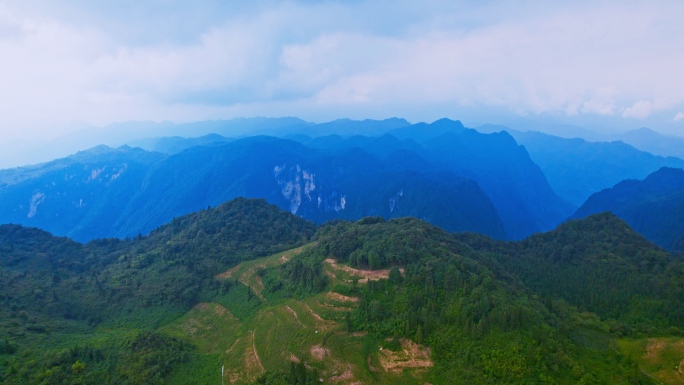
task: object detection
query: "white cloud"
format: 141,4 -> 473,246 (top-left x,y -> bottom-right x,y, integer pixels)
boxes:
0,0 -> 683,141
675,112 -> 684,122
621,99 -> 670,119
622,100 -> 654,119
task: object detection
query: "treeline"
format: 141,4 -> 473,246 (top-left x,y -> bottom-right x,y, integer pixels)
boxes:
456,212 -> 684,332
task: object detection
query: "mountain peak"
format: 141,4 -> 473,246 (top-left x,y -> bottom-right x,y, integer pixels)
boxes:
429,118 -> 465,130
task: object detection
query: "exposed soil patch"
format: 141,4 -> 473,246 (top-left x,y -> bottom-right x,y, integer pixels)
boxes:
378,339 -> 433,373
646,339 -> 667,360
217,264 -> 241,280
329,364 -> 354,382
310,345 -> 331,361
253,275 -> 265,299
324,258 -> 404,283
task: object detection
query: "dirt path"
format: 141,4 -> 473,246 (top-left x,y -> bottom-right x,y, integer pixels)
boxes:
302,303 -> 324,322
226,339 -> 239,354
285,305 -> 305,328
243,330 -> 264,376
252,330 -> 265,372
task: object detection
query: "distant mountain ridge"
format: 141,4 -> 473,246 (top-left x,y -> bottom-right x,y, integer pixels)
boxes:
617,127 -> 684,159
573,167 -> 684,251
509,130 -> 684,206
14,117 -> 681,243
286,120 -> 575,239
0,134 -> 509,241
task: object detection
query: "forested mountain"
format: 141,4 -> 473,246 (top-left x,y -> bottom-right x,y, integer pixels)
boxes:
114,137 -> 506,239
573,167 -> 684,251
458,212 -> 684,331
5,117 -> 682,245
0,198 -> 315,384
292,120 -> 574,239
420,128 -> 573,239
0,146 -> 165,241
2,198 -> 678,384
510,130 -> 684,206
0,136 -> 505,241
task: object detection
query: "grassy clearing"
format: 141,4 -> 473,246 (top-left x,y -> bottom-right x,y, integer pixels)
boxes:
217,244 -> 313,298
160,302 -> 242,355
619,337 -> 684,384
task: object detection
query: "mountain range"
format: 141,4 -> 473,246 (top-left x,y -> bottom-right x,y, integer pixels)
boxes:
2,116 -> 684,254
509,130 -> 684,206
573,167 -> 684,252
2,197 -> 682,384
0,119 -> 581,242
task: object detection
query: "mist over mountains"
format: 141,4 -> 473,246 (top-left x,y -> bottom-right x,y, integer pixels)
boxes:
1,117 -> 683,250
2,116 -> 684,384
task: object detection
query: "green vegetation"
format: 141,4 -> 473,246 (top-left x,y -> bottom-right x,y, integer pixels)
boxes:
0,198 -> 314,384
618,337 -> 684,384
1,199 -> 682,384
293,217 -> 656,384
456,212 -> 684,332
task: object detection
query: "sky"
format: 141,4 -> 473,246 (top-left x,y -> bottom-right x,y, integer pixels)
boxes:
1,0 -> 684,146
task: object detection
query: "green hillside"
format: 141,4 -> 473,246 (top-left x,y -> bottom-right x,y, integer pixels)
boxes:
1,199 -> 682,384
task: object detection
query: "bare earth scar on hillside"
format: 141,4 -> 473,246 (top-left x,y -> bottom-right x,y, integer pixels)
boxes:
324,258 -> 404,283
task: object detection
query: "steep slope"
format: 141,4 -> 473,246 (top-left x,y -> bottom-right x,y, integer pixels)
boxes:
511,130 -> 684,206
458,212 -> 684,330
0,145 -> 165,241
115,138 -> 505,239
0,136 -> 506,241
261,217 -> 660,384
1,199 -> 677,384
0,198 -> 315,384
422,129 -> 574,239
294,120 -> 574,239
573,167 -> 684,251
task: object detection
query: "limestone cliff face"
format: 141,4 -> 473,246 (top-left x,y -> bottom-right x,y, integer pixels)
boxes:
273,163 -> 346,216
273,164 -> 316,215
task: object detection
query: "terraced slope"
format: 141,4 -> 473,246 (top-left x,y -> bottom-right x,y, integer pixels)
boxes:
162,245 -> 431,384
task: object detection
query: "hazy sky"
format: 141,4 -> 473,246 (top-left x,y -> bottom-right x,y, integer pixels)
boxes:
1,0 -> 683,142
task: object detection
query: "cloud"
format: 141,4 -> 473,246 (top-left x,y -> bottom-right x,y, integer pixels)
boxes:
675,112 -> 684,122
621,99 -> 670,119
622,100 -> 654,119
0,0 -> 683,141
